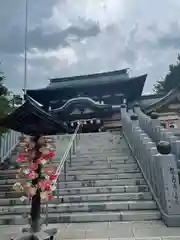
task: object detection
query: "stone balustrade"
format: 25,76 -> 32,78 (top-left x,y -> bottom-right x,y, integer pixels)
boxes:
134,104 -> 180,167
121,104 -> 180,226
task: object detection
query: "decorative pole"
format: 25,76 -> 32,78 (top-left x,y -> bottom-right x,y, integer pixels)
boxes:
23,0 -> 28,100
13,135 -> 56,235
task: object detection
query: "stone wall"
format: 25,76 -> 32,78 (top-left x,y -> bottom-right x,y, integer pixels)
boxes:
121,104 -> 180,226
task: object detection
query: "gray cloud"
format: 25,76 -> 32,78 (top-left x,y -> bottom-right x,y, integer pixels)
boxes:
0,10 -> 100,54
28,21 -> 100,52
1,0 -> 180,94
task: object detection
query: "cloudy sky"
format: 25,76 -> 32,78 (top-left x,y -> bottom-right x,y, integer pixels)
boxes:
1,0 -> 180,95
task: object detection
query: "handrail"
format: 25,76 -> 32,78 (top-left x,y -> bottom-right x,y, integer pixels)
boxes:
0,130 -> 21,163
55,123 -> 80,181
44,123 -> 81,226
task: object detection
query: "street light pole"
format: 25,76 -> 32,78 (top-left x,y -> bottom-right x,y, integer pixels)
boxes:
24,0 -> 28,99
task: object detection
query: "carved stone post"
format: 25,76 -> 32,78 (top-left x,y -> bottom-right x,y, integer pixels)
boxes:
156,141 -> 180,226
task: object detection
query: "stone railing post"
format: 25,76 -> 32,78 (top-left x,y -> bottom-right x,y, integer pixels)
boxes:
150,112 -> 161,142
130,114 -> 138,126
155,141 -> 180,226
121,106 -> 180,226
134,103 -> 151,134
133,105 -> 180,167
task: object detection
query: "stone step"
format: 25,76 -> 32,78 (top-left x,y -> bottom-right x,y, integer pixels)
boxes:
0,173 -> 143,184
74,153 -> 130,159
63,159 -> 136,167
59,178 -> 147,188
17,157 -> 135,167
0,168 -> 141,179
70,155 -> 132,162
67,162 -> 138,171
0,210 -> 161,225
60,185 -> 149,195
0,201 -> 157,215
78,149 -> 128,153
0,185 -> 149,198
60,172 -> 143,181
60,178 -> 146,188
66,168 -> 140,175
59,192 -> 153,203
0,163 -> 139,174
0,178 -> 147,191
80,145 -> 128,148
0,192 -> 152,205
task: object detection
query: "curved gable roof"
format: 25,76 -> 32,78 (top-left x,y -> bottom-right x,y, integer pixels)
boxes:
145,88 -> 180,114
51,97 -> 110,113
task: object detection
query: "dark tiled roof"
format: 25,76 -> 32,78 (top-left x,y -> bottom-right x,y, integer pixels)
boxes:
46,74 -> 147,90
50,68 -> 129,83
0,96 -> 69,135
144,88 -> 180,113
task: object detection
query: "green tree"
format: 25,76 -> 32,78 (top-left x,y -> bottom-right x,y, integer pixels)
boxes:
154,54 -> 180,93
0,66 -> 12,137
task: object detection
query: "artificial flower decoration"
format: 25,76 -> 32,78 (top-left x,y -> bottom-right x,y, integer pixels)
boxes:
49,172 -> 56,181
30,162 -> 38,171
39,147 -> 50,155
28,171 -> 37,180
13,135 -> 56,202
37,157 -> 47,165
40,191 -> 48,200
47,152 -> 55,159
20,196 -> 28,202
23,168 -> 30,175
28,186 -> 37,197
48,194 -> 54,201
13,182 -> 24,192
43,180 -> 51,191
16,155 -> 25,163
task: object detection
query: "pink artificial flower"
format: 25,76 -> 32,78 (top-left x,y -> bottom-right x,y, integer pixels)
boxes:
37,157 -> 42,164
44,152 -> 55,160
38,180 -> 51,191
48,194 -> 54,201
37,157 -> 47,165
48,152 -> 55,159
28,171 -> 36,180
38,180 -> 44,189
16,155 -> 25,163
49,173 -> 56,181
30,163 -> 38,171
43,180 -> 51,191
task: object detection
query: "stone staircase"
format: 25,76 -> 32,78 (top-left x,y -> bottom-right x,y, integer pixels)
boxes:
0,131 -> 160,225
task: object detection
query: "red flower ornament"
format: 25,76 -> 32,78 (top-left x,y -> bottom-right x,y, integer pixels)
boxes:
37,157 -> 47,165
44,152 -> 55,160
16,155 -> 25,163
28,171 -> 37,180
48,195 -> 54,201
49,173 -> 56,181
30,163 -> 38,171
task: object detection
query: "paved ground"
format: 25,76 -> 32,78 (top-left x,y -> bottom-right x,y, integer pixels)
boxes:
2,221 -> 180,240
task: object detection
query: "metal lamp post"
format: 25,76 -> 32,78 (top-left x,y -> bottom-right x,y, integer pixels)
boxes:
23,0 -> 28,100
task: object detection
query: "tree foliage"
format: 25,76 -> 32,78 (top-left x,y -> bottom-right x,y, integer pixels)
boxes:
154,54 -> 180,93
0,66 -> 12,137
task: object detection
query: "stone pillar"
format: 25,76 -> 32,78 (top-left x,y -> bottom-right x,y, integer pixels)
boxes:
169,136 -> 180,167
150,112 -> 161,142
120,104 -> 127,119
133,102 -> 141,113
155,141 -> 180,225
130,114 -> 138,126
